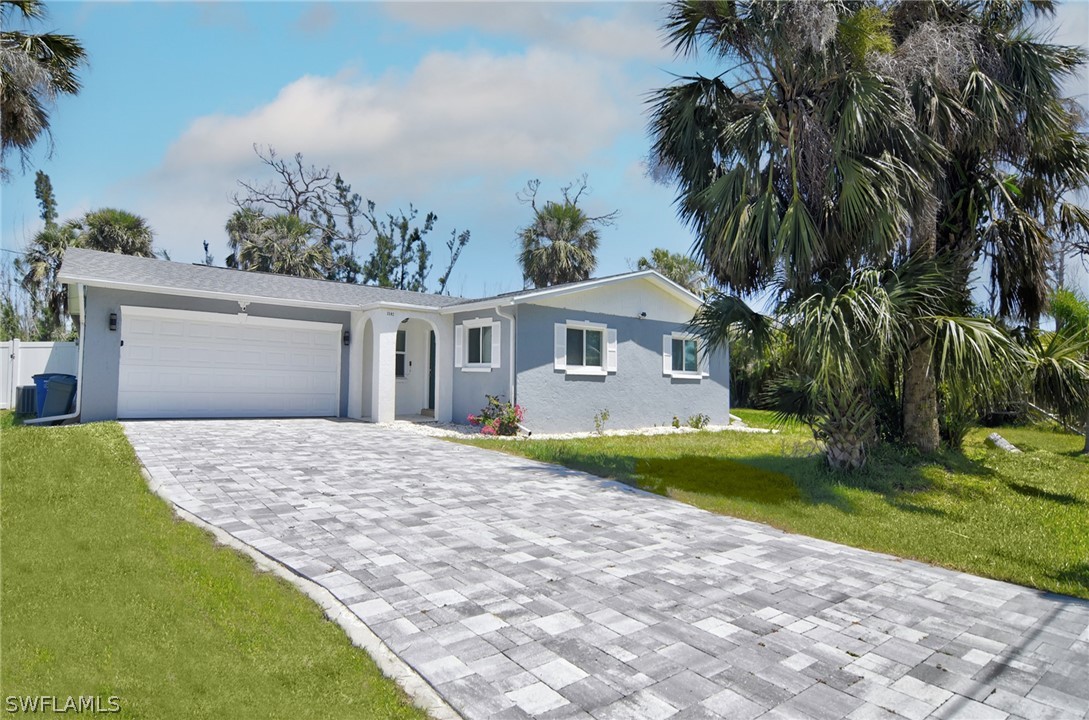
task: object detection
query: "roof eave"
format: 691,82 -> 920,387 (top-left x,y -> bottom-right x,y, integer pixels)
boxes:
357,300 -> 448,313
60,274 -> 353,312
440,271 -> 703,315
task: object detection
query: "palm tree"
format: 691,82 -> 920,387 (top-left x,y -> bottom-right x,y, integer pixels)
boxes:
695,259 -> 1017,469
519,201 -> 600,288
880,1 -> 1089,451
517,176 -> 616,289
17,221 -> 77,336
651,2 -> 936,298
228,209 -> 331,279
651,1 -> 944,456
69,208 -> 155,256
0,0 -> 87,178
225,206 -> 265,269
17,207 -> 156,337
650,1 -> 1087,456
636,248 -> 708,296
1030,288 -> 1089,453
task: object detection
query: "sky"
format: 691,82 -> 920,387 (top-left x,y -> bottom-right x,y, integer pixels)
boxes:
2,0 -> 1088,300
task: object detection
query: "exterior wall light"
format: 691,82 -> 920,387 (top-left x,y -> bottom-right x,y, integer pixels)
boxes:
109,312 -> 118,331
343,330 -> 350,346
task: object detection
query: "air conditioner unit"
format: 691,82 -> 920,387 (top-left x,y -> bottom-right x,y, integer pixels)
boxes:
15,385 -> 36,415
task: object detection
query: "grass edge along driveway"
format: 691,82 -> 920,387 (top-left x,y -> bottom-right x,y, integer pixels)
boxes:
458,410 -> 1089,600
0,413 -> 428,720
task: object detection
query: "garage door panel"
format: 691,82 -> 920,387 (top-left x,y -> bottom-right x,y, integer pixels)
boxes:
265,351 -> 288,368
118,307 -> 341,419
159,320 -> 185,336
128,317 -> 158,336
313,332 -> 338,349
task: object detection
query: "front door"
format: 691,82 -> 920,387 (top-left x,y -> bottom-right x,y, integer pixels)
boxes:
427,330 -> 436,411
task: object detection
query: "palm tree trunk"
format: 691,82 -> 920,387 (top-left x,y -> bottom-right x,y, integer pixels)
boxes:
903,194 -> 941,453
903,342 -> 940,452
820,392 -> 875,471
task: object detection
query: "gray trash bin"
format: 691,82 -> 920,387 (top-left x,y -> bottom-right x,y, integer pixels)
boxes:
41,375 -> 77,418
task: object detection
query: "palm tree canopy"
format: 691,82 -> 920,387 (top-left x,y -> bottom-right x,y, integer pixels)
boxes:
17,221 -> 76,317
693,255 -> 1020,468
636,248 -> 708,296
0,0 -> 87,178
652,0 -> 1088,320
227,208 -> 331,279
651,0 -> 939,298
880,1 -> 1089,322
519,200 -> 601,288
69,208 -> 155,257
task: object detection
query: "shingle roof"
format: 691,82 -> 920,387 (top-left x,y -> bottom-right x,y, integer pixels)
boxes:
58,248 -> 466,309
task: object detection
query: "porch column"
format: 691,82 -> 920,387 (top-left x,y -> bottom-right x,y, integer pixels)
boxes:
368,311 -> 401,423
433,317 -> 454,423
346,311 -> 366,419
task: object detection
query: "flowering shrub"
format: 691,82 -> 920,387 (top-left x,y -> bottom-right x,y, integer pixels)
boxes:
468,395 -> 525,436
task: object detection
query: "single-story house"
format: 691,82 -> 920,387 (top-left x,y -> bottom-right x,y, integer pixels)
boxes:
57,248 -> 730,433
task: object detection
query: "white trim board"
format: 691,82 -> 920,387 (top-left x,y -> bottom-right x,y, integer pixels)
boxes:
119,305 -> 343,333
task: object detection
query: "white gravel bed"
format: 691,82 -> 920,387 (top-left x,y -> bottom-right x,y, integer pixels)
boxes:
373,420 -> 778,441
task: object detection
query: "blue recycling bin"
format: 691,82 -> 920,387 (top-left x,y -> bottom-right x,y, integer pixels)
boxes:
32,373 -> 76,417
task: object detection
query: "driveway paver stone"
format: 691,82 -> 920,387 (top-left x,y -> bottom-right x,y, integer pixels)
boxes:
124,419 -> 1089,720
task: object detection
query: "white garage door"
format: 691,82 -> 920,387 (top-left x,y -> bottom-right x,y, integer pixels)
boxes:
118,306 -> 341,419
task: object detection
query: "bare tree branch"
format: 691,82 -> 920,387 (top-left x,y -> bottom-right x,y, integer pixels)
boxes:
233,144 -> 336,218
516,179 -> 541,213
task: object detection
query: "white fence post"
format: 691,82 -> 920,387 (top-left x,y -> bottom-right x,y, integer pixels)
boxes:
0,340 -> 12,409
10,338 -> 19,410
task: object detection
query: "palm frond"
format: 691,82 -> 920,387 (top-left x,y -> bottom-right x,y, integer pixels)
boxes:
690,291 -> 775,353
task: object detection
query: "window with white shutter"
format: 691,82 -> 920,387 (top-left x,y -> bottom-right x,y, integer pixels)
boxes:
664,332 -> 706,379
555,321 -> 616,376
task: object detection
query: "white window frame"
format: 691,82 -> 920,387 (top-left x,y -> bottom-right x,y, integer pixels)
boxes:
664,331 -> 708,379
454,317 -> 501,373
555,320 -> 617,376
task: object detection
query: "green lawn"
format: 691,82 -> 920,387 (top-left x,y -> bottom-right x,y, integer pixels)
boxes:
0,413 -> 427,720
459,409 -> 1089,599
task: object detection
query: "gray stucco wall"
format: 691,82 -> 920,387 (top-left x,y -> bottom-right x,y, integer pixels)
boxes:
450,309 -> 511,424
513,304 -> 729,433
79,287 -> 352,421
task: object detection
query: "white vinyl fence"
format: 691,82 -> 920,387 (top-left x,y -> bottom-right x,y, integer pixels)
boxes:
0,340 -> 78,410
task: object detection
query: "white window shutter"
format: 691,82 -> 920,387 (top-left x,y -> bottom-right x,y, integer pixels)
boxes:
699,341 -> 710,377
662,334 -> 672,375
554,323 -> 567,371
491,321 -> 502,369
606,328 -> 618,372
454,325 -> 464,368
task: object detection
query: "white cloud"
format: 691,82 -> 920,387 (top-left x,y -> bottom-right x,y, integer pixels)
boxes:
295,3 -> 337,36
124,45 -> 649,278
383,1 -> 671,63
158,46 -> 634,183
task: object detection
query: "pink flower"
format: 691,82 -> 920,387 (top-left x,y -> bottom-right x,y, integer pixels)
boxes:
480,424 -> 497,435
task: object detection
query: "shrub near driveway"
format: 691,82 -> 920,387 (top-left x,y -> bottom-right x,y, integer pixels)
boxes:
460,410 -> 1089,599
0,414 -> 427,720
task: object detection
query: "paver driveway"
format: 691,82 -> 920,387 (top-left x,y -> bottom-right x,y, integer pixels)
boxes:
125,419 -> 1089,720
